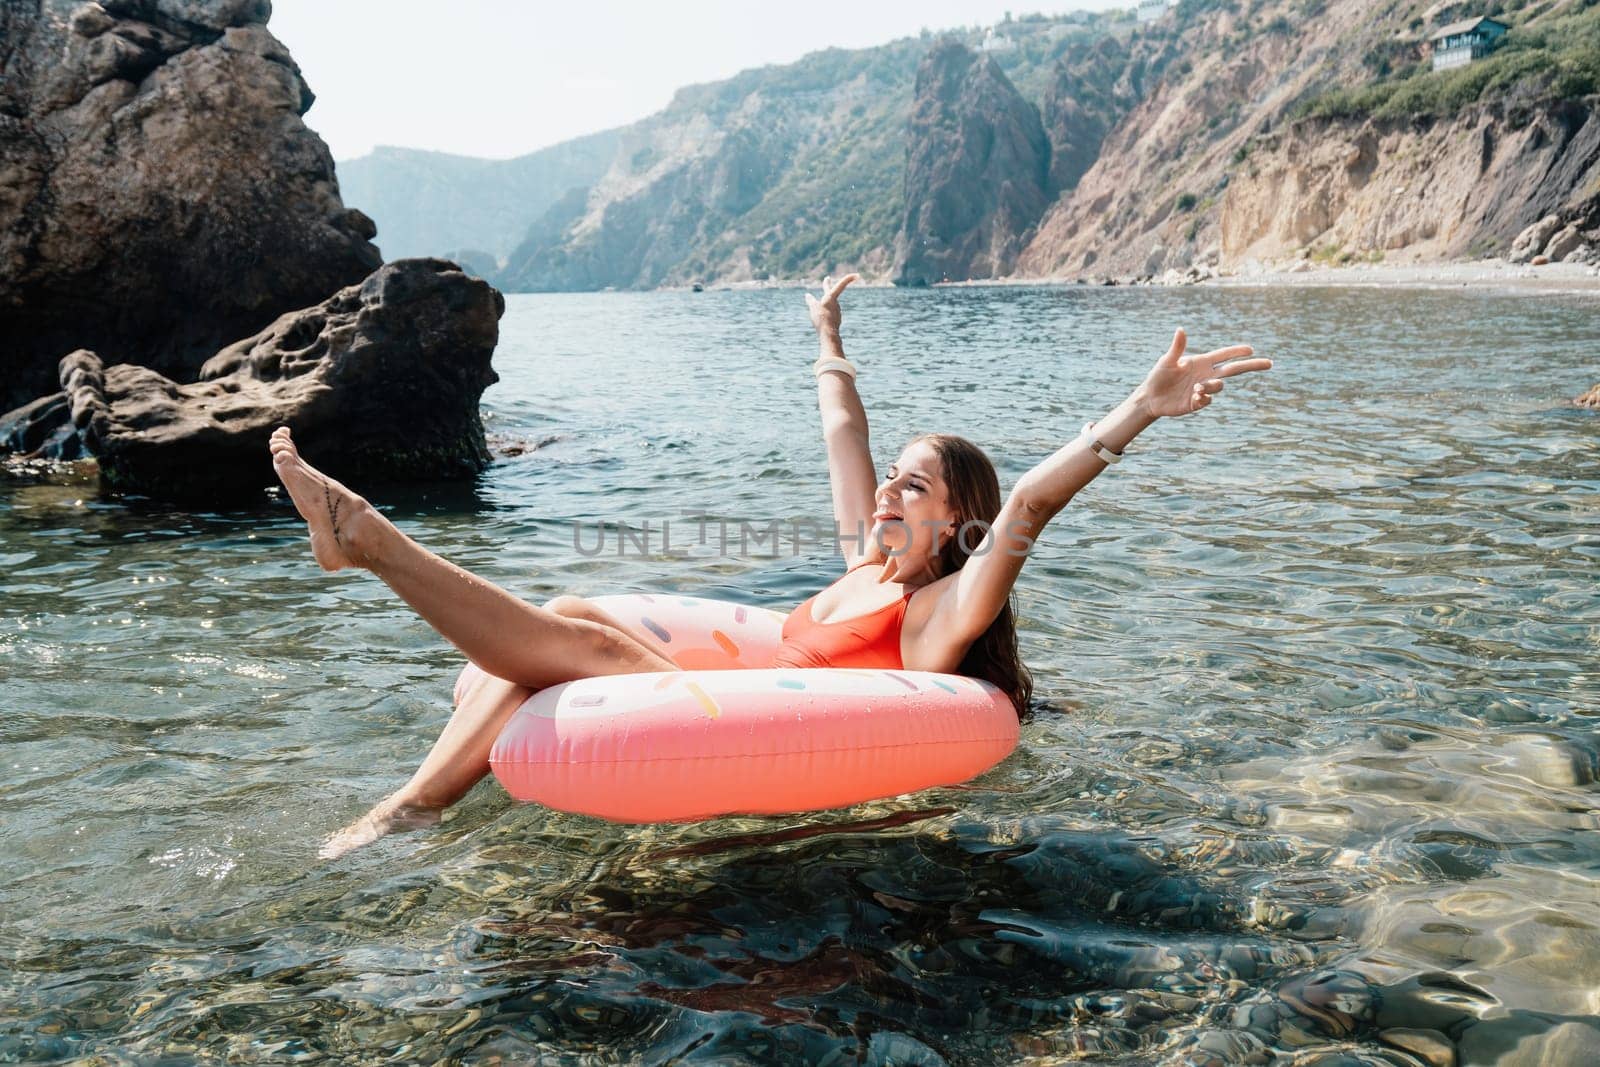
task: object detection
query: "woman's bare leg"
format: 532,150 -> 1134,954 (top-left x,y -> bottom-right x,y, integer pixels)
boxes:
267,428 -> 680,855
319,671 -> 535,858
319,598 -> 666,858
269,427 -> 677,688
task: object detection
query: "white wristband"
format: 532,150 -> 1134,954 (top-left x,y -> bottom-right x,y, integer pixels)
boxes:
1081,422 -> 1124,464
813,356 -> 857,380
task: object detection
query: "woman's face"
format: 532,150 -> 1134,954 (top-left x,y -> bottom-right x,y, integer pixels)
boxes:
871,439 -> 957,563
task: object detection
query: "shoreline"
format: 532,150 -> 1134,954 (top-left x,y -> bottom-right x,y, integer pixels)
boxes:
639,259 -> 1600,296
940,258 -> 1600,295
1197,258 -> 1600,295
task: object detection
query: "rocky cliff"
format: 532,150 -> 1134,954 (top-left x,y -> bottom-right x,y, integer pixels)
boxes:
1220,98 -> 1600,266
0,0 -> 381,412
892,42 -> 1050,286
1016,3 -> 1310,279
1017,0 -> 1600,279
493,23 -> 1141,293
1040,33 -> 1172,199
497,41 -> 931,291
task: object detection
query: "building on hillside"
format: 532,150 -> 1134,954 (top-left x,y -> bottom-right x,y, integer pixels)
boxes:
1137,0 -> 1169,23
972,26 -> 1011,51
1430,16 -> 1509,71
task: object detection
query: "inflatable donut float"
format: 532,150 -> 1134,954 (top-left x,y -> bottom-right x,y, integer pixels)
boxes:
468,594 -> 1020,822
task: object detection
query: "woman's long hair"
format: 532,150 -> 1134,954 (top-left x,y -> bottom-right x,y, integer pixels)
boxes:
917,433 -> 1034,718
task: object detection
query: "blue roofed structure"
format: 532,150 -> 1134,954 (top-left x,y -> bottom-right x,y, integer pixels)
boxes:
1430,16 -> 1510,71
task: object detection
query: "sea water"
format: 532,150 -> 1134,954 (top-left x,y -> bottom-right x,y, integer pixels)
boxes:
2,285 -> 1597,1063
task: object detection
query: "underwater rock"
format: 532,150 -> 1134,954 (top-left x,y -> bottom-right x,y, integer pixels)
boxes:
1373,971 -> 1495,1034
55,259 -> 501,501
1379,1027 -> 1453,1067
1456,1011 -> 1600,1066
1168,1028 -> 1272,1065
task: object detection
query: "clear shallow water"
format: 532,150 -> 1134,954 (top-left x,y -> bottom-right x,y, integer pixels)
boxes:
2,286 -> 1597,1064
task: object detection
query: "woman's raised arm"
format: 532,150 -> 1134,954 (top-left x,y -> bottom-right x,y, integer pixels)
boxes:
804,274 -> 878,569
912,329 -> 1273,665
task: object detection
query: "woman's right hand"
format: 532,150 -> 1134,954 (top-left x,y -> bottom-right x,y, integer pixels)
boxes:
804,273 -> 859,336
1134,328 -> 1270,419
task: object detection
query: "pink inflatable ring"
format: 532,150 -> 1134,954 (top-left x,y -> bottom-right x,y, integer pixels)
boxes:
467,593 -> 1020,822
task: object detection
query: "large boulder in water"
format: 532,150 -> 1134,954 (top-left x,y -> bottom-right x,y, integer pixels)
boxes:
0,0 -> 382,413
48,259 -> 502,502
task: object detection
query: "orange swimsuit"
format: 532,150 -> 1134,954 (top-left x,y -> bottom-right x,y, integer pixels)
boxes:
771,571 -> 916,670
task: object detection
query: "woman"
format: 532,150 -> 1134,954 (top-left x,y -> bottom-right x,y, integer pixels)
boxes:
270,275 -> 1270,857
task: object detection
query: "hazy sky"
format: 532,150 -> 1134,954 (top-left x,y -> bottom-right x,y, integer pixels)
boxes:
269,1 -> 1119,163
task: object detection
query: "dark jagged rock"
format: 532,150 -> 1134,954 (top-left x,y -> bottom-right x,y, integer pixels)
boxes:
892,41 -> 1051,287
0,0 -> 381,413
53,259 -> 502,502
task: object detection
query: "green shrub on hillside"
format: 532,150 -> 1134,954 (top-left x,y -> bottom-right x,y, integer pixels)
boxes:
1296,80 -> 1397,120
1295,3 -> 1600,121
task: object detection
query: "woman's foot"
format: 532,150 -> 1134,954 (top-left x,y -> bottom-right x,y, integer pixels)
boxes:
318,795 -> 444,859
269,426 -> 377,571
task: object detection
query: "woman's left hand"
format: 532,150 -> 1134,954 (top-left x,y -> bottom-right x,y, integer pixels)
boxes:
1136,328 -> 1273,418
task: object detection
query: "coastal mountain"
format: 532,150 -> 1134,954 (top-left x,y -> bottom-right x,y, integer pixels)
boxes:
345,0 -> 1600,290
497,42 -> 929,291
336,132 -> 620,263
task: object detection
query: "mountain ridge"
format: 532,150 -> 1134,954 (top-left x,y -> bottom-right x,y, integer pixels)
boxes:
336,130 -> 621,262
340,0 -> 1600,290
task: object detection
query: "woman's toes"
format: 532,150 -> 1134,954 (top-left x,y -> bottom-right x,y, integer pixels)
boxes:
269,438 -> 360,572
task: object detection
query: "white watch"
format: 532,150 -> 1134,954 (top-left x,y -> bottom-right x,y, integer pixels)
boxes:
1081,422 -> 1124,464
